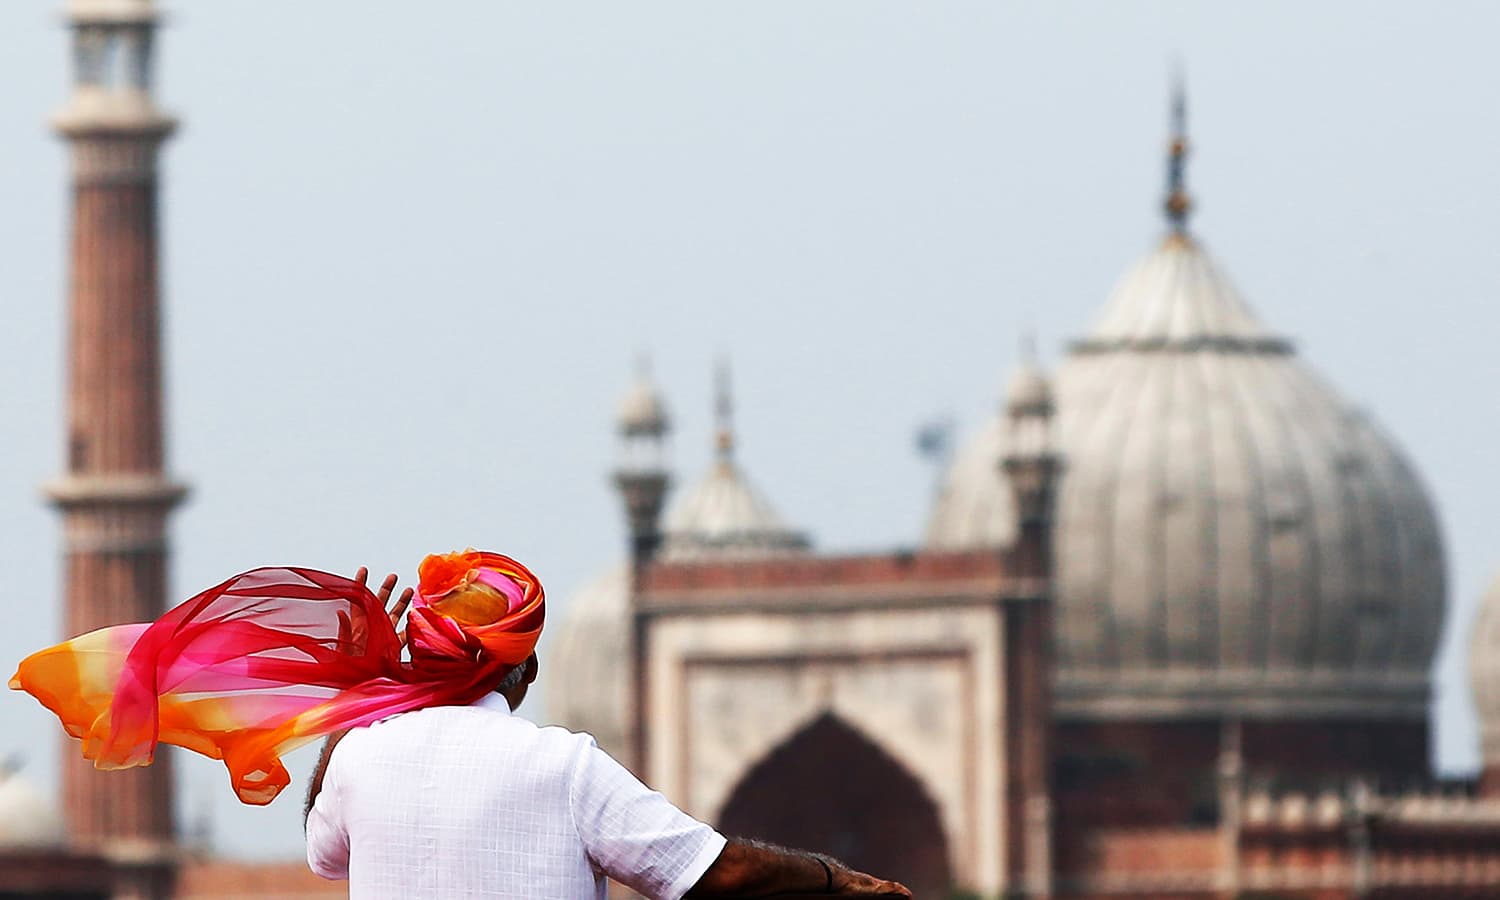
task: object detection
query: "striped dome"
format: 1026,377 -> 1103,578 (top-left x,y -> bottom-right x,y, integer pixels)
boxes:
927,233 -> 1447,720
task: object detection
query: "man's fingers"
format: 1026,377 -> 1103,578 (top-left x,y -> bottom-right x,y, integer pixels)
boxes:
839,871 -> 910,897
388,587 -> 414,628
353,566 -> 369,586
374,573 -> 398,606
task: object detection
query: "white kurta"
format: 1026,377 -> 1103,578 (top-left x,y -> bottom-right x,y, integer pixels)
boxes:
307,693 -> 725,899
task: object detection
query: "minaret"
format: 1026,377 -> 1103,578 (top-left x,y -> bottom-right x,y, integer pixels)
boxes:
613,358 -> 672,569
44,0 -> 187,861
999,342 -> 1060,899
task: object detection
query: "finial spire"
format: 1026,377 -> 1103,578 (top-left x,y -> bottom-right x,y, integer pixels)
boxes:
714,357 -> 734,461
1163,66 -> 1192,233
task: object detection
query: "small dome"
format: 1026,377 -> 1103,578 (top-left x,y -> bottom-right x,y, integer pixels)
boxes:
923,417 -> 1017,551
660,362 -> 810,561
926,234 -> 1446,721
660,458 -> 810,561
0,767 -> 65,848
545,565 -> 632,760
618,374 -> 670,437
1470,572 -> 1500,764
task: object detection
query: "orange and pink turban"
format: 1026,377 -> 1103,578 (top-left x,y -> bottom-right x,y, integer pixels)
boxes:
9,550 -> 544,806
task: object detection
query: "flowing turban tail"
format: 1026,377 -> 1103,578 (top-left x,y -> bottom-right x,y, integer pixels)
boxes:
8,550 -> 544,806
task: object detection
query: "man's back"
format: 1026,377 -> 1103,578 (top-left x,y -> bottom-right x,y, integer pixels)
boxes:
306,694 -> 724,899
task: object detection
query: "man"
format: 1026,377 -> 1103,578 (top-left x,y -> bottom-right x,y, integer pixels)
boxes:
305,568 -> 911,899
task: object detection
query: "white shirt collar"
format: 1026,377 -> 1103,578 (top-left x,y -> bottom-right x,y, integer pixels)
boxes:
472,692 -> 514,715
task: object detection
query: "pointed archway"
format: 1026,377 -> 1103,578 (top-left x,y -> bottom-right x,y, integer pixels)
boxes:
716,713 -> 953,897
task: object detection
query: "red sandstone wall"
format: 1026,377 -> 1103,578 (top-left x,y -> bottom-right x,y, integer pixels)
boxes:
641,548 -> 1006,593
1077,827 -> 1222,872
1055,721 -> 1221,829
1243,721 -> 1429,783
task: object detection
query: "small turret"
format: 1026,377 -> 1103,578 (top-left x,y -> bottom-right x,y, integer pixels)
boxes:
55,0 -> 176,139
612,358 -> 672,569
999,343 -> 1061,533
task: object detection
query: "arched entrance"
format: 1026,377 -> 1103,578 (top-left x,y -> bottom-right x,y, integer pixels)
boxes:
717,713 -> 953,897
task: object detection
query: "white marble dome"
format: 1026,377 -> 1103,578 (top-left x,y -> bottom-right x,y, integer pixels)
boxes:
1469,573 -> 1500,764
545,564 -> 632,760
659,452 -> 811,561
926,232 -> 1446,720
0,767 -> 65,848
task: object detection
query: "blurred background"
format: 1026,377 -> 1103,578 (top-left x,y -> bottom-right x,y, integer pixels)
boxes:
0,0 -> 1497,893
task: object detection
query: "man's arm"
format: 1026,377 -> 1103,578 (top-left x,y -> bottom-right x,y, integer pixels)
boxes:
303,727 -> 353,881
303,728 -> 351,826
685,839 -> 910,899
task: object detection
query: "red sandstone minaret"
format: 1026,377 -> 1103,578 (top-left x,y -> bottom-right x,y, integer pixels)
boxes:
44,0 -> 187,861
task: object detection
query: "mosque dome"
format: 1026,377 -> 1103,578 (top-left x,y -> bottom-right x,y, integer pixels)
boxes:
1470,573 -> 1500,764
659,365 -> 810,561
0,766 -> 65,848
660,454 -> 810,561
545,564 -> 632,760
926,230 -> 1446,720
925,416 -> 1015,550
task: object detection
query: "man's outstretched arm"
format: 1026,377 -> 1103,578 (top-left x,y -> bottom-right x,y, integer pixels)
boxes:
685,839 -> 911,899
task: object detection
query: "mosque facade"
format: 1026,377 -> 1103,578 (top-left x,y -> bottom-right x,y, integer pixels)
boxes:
6,3 -> 1500,899
550,100 -> 1500,900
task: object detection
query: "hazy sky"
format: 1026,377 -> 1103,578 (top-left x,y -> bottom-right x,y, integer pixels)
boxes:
2,1 -> 1497,860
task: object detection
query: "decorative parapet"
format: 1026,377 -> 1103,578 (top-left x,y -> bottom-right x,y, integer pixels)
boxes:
636,548 -> 1031,614
1374,790 -> 1500,827
1241,788 -> 1347,830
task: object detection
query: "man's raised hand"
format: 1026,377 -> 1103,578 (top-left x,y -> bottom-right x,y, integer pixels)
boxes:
353,566 -> 414,649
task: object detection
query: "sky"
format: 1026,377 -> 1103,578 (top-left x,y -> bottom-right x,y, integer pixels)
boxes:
1,0 -> 1497,860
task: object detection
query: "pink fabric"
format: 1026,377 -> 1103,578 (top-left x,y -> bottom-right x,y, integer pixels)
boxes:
10,551 -> 545,805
